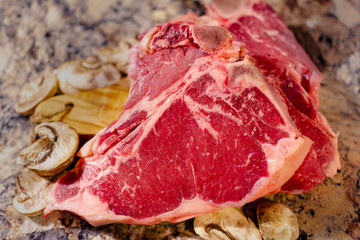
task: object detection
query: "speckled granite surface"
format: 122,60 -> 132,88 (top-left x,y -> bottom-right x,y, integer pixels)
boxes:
0,0 -> 360,239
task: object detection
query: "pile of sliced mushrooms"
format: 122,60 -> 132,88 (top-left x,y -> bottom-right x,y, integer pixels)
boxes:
13,38 -> 300,240
13,39 -> 133,216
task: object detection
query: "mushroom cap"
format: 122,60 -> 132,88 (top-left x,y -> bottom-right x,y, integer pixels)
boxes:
56,56 -> 121,94
15,71 -> 58,115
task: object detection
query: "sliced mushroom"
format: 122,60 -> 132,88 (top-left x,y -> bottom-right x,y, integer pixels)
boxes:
13,168 -> 51,216
257,201 -> 299,240
19,122 -> 79,176
56,55 -> 121,94
96,37 -> 137,74
31,85 -> 129,135
194,207 -> 262,240
18,132 -> 55,165
15,71 -> 58,115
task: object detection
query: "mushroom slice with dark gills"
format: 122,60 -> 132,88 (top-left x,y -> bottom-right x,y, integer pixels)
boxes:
18,122 -> 79,176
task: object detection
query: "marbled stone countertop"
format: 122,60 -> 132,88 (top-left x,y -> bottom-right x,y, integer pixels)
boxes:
1,0 -> 360,239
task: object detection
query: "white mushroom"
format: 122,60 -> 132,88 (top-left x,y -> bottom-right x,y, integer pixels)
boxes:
96,37 -> 137,74
18,121 -> 79,176
15,70 -> 58,115
56,55 -> 121,94
257,201 -> 299,240
12,168 -> 50,216
194,207 -> 262,240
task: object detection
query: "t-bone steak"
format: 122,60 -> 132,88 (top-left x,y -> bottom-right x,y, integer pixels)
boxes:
44,0 -> 339,226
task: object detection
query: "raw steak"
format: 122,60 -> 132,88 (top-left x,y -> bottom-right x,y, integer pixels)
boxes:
44,0 -> 339,225
45,23 -> 312,226
206,0 -> 340,193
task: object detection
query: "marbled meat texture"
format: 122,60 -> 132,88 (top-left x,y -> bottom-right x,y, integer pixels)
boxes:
45,0 -> 339,226
206,0 -> 339,192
